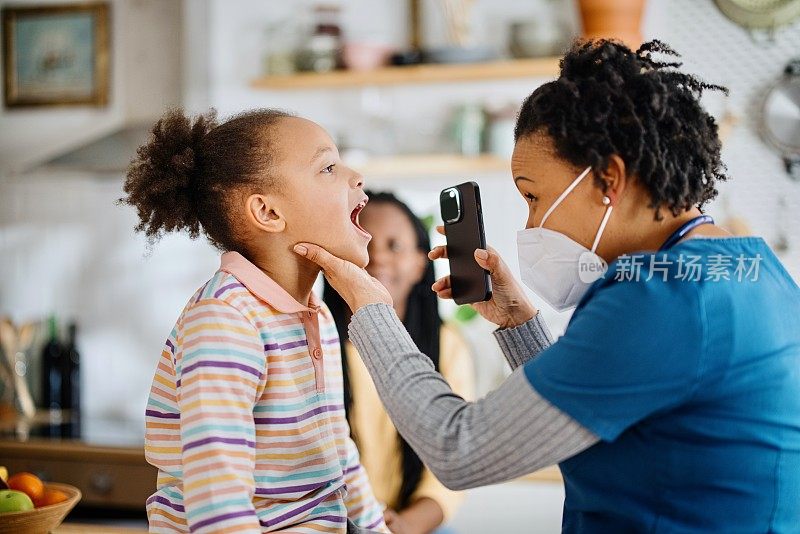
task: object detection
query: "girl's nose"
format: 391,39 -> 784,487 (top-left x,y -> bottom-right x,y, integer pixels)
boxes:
349,169 -> 364,189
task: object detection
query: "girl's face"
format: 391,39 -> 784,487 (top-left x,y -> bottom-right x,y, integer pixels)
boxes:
360,202 -> 427,306
252,117 -> 372,267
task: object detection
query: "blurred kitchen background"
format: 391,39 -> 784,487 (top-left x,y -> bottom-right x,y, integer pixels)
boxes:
0,0 -> 798,531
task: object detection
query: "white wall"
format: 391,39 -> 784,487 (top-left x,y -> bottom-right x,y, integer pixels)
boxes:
643,0 -> 800,278
0,173 -> 218,422
0,0 -> 182,175
0,0 -> 187,423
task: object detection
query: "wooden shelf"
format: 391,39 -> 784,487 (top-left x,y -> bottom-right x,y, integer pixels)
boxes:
251,58 -> 560,90
349,153 -> 509,178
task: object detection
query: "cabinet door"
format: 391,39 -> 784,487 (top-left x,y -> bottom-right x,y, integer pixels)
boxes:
3,455 -> 157,509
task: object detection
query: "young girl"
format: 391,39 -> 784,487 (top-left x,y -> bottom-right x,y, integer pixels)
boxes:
122,109 -> 388,533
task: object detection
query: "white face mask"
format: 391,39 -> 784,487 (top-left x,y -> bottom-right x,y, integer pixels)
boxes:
517,167 -> 612,312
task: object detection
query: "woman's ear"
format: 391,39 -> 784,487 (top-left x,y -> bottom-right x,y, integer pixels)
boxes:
600,154 -> 628,206
245,194 -> 286,233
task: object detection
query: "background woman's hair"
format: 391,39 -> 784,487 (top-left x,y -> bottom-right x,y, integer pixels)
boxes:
323,191 -> 441,510
120,107 -> 294,253
514,39 -> 729,220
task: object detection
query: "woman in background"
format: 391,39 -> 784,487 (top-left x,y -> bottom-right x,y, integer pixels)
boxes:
324,192 -> 474,534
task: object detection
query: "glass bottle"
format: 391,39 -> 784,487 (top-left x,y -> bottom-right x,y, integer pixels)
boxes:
60,322 -> 80,437
297,4 -> 343,72
40,315 -> 62,411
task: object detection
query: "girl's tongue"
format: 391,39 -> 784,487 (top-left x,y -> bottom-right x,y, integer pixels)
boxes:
351,201 -> 371,238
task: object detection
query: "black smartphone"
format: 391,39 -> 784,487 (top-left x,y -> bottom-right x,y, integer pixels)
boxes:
440,182 -> 492,305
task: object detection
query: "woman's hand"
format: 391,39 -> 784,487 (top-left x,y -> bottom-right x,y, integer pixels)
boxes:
293,243 -> 392,312
383,497 -> 444,534
383,509 -> 413,534
429,226 -> 537,329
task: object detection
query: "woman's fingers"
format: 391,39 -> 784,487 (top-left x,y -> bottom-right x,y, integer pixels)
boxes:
473,246 -> 538,327
429,227 -> 447,259
294,243 -> 343,276
432,275 -> 450,291
428,245 -> 447,260
474,246 -> 510,281
383,509 -> 399,524
431,275 -> 453,299
383,509 -> 406,534
436,288 -> 453,299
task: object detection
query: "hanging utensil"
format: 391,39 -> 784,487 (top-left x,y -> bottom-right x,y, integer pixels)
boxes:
714,0 -> 800,42
759,59 -> 800,181
17,321 -> 40,412
0,318 -> 17,409
0,319 -> 36,418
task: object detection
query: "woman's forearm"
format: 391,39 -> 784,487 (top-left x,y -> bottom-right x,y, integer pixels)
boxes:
348,303 -> 598,490
493,312 -> 554,370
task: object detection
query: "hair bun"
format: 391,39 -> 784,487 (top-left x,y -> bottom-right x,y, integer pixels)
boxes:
516,39 -> 729,220
120,108 -> 218,240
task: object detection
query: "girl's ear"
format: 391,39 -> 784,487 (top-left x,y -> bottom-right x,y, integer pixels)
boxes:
245,194 -> 286,233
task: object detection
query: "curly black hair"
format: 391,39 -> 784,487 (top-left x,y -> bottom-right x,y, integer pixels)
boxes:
120,107 -> 294,252
514,39 -> 729,220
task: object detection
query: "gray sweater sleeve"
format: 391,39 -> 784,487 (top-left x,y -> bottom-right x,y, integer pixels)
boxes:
493,312 -> 554,370
348,303 -> 599,491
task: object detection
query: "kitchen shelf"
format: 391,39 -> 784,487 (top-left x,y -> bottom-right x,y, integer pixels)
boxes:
350,153 -> 509,178
251,57 -> 560,90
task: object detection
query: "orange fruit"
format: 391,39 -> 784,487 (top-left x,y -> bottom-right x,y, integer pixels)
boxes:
7,472 -> 44,502
34,487 -> 68,507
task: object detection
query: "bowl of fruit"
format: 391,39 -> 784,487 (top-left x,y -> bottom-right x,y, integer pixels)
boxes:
0,468 -> 81,534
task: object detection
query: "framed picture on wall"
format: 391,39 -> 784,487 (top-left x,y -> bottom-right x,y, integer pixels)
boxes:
2,2 -> 110,108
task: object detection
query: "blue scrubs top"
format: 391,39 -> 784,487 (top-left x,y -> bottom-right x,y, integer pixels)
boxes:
524,237 -> 800,533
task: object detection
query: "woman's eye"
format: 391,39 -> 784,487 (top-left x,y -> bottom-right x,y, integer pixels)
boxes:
524,193 -> 537,203
321,164 -> 336,174
386,239 -> 411,254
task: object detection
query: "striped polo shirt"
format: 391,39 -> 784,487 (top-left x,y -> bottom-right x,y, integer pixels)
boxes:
144,252 -> 387,533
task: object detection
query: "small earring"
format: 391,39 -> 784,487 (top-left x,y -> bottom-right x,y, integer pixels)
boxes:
602,196 -> 611,206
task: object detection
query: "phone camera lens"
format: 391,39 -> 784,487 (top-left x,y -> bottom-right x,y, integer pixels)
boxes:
441,188 -> 462,224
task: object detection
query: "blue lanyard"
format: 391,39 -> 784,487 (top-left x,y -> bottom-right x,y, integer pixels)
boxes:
659,215 -> 715,251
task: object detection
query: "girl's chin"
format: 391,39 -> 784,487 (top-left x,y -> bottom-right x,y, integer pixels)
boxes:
353,250 -> 370,269
338,244 -> 370,269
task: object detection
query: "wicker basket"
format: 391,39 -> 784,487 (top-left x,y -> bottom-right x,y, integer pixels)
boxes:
0,483 -> 81,534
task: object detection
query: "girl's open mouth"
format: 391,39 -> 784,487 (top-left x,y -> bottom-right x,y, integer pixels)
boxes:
351,199 -> 371,239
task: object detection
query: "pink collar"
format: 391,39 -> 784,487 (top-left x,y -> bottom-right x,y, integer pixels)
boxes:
219,251 -> 324,316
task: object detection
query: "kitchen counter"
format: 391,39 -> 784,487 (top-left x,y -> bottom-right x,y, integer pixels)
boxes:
0,437 -> 157,510
0,410 -> 156,511
56,524 -> 147,533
